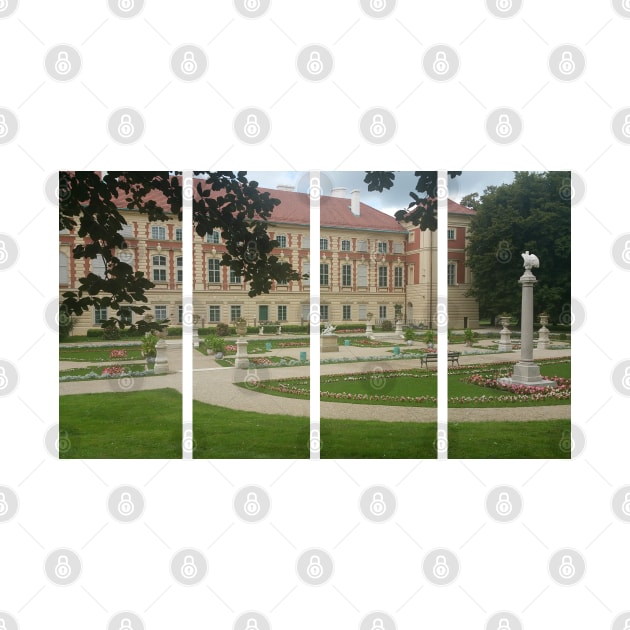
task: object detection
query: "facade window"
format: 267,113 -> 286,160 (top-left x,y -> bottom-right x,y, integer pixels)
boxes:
393,242 -> 403,254
176,256 -> 183,282
302,262 -> 310,286
59,252 -> 68,285
341,239 -> 351,251
230,305 -> 241,321
118,224 -> 134,238
206,230 -> 220,244
357,240 -> 367,252
120,306 -> 132,325
208,259 -> 220,283
409,230 -> 415,243
378,266 -> 388,287
342,305 -> 351,320
379,305 -> 387,320
394,267 -> 403,288
303,236 -> 310,248
277,305 -> 287,321
177,305 -> 183,324
94,307 -> 108,324
151,225 -> 166,240
229,268 -> 241,284
276,234 -> 287,248
320,238 -> 329,250
447,228 -> 456,240
447,262 -> 456,286
154,305 -> 167,320
152,255 -> 167,282
357,264 -> 368,287
377,241 -> 388,254
91,254 -> 107,279
320,305 -> 329,320
341,264 -> 352,287
358,305 -> 367,320
208,305 -> 221,322
320,263 -> 329,286
276,277 -> 288,286
175,227 -> 182,241
408,265 -> 414,283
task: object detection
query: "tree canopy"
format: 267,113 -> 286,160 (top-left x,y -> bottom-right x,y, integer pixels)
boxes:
465,171 -> 571,324
60,171 -> 300,333
364,171 -> 461,230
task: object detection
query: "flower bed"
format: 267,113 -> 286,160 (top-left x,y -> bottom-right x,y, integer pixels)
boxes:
109,350 -> 128,359
102,365 -> 126,376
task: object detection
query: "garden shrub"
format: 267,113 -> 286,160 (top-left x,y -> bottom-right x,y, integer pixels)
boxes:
215,323 -> 230,336
381,320 -> 393,332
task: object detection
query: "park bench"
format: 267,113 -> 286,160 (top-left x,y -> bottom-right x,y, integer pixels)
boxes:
420,351 -> 460,368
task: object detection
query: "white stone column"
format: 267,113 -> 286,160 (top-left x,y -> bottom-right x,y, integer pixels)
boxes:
509,266 -> 555,387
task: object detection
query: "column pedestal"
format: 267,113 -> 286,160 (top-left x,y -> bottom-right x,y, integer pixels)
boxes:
235,337 -> 250,369
154,339 -> 169,374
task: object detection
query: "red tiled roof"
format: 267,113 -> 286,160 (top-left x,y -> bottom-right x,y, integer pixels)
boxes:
448,198 -> 476,215
258,188 -> 406,232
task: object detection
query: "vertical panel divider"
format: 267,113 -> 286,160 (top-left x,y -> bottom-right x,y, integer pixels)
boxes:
182,171 -> 193,460
437,170 -> 449,460
310,170 -> 321,460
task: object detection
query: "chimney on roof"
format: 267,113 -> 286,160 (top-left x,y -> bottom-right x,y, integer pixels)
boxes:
330,187 -> 347,198
350,189 -> 361,216
276,184 -> 295,191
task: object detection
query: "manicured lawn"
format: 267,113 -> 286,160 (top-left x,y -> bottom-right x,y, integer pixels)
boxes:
320,420 -> 437,458
59,389 -> 569,459
59,345 -> 143,362
59,389 -> 183,458
448,419 -> 571,458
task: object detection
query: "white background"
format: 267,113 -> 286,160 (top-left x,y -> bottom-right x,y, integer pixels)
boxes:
0,0 -> 629,628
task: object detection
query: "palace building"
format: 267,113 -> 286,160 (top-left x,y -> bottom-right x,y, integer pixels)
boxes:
59,180 -> 479,335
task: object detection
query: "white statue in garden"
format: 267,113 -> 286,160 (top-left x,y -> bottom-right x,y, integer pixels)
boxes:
521,251 -> 539,270
322,324 -> 336,335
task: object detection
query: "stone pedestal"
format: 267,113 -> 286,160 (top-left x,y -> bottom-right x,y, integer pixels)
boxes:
537,315 -> 550,349
321,334 -> 339,353
235,337 -> 249,369
500,267 -> 556,388
365,322 -> 373,335
498,317 -> 512,352
192,325 -> 199,348
395,320 -> 403,335
154,339 -> 169,374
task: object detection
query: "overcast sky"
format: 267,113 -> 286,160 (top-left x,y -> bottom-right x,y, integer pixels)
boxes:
228,171 -> 518,216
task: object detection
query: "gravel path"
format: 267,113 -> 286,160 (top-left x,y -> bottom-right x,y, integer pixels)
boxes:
60,341 -> 570,423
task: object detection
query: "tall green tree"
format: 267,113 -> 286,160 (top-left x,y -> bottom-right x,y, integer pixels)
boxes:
465,171 -> 571,325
